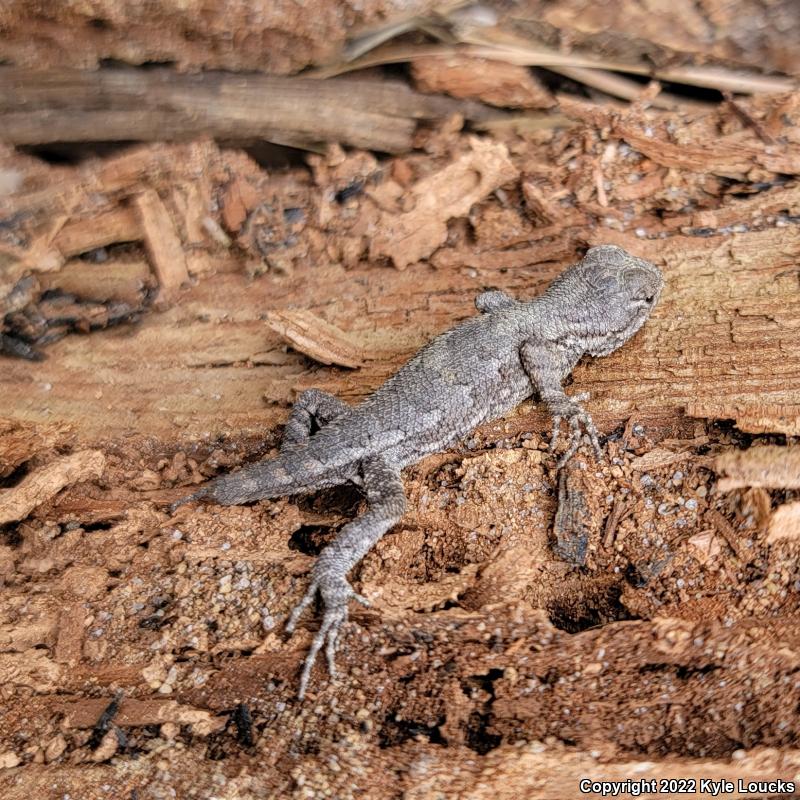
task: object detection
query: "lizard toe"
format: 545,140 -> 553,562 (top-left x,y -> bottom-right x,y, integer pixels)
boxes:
285,578 -> 320,634
294,572 -> 367,699
551,395 -> 604,468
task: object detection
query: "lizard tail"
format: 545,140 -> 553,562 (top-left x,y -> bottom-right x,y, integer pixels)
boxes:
168,450 -> 334,513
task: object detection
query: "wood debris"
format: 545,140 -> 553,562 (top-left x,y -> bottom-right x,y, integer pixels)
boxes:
560,97 -> 800,177
54,207 -> 141,258
1,13 -> 800,794
0,450 -> 105,524
708,509 -> 752,563
134,189 -> 190,302
264,310 -> 367,368
370,137 -> 519,269
0,67 -> 499,154
768,502 -> 800,543
411,54 -> 554,109
0,417 -> 73,478
715,446 -> 800,491
629,448 -> 694,472
38,258 -> 152,306
687,402 -> 800,438
54,603 -> 85,667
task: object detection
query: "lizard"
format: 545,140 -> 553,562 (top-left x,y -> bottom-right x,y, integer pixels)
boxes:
171,244 -> 663,698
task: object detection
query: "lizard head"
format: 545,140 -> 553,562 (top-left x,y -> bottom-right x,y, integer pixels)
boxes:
571,245 -> 664,355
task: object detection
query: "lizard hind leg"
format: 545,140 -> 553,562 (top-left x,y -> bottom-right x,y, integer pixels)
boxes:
285,455 -> 406,699
281,389 -> 350,452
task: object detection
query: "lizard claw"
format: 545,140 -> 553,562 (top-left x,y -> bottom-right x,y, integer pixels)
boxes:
285,566 -> 367,699
548,392 -> 603,468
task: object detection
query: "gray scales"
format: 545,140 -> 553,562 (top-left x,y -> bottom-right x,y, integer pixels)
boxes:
171,245 -> 664,698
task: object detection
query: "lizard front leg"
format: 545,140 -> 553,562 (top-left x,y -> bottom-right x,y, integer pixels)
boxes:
475,290 -> 517,313
281,388 -> 351,452
286,456 -> 406,699
520,339 -> 602,468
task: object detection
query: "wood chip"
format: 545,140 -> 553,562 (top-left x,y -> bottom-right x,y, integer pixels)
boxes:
411,55 -> 554,109
370,137 -> 519,269
133,188 -> 189,300
708,509 -> 752,563
221,176 -> 260,233
715,446 -> 800,491
688,401 -> 800,438
686,530 -> 722,564
768,502 -> 800,543
39,258 -> 152,305
54,206 -> 142,258
0,449 -> 105,524
0,417 -> 73,478
629,448 -> 693,471
264,309 -> 366,368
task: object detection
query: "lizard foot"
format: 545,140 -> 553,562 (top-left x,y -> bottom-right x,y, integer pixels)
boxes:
548,392 -> 602,468
285,565 -> 370,700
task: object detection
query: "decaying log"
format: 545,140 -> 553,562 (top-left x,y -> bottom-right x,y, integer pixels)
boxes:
0,67 -> 501,153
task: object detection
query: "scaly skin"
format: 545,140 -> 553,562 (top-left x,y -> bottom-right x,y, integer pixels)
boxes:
171,244 -> 664,698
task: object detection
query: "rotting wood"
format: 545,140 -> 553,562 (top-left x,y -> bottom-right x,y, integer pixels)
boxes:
431,238 -> 576,270
411,54 -> 554,109
38,259 -> 152,306
715,446 -> 800,491
559,97 -> 800,176
0,67 -> 502,154
133,189 -> 189,301
0,450 -> 105,525
53,207 -> 142,258
1,11 -> 800,799
0,417 -> 73,478
263,309 -> 367,369
768,503 -> 800,542
370,137 -> 519,269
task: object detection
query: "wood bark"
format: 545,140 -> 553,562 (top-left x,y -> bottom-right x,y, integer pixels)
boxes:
0,67 -> 499,152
